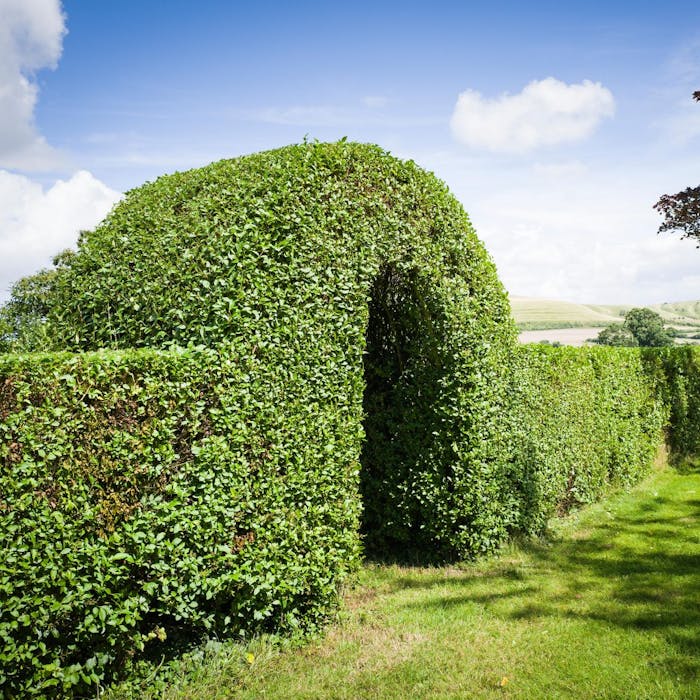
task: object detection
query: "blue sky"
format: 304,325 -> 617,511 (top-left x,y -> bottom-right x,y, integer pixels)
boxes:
1,0 -> 699,304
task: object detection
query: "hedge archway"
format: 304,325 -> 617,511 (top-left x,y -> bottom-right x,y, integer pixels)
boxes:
50,140 -> 516,558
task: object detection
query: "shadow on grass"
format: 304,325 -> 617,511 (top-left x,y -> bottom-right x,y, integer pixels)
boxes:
390,468 -> 700,682
671,454 -> 700,474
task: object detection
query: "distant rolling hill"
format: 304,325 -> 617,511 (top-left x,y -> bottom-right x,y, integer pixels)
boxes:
511,297 -> 700,331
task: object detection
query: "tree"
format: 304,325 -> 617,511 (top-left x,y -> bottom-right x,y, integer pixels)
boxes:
653,91 -> 700,246
594,322 -> 638,347
0,249 -> 73,353
624,308 -> 674,347
654,186 -> 700,245
595,308 -> 674,348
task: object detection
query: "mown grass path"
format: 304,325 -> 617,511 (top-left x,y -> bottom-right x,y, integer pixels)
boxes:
116,464 -> 700,699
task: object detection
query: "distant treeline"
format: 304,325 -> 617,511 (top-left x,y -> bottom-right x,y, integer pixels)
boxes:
517,320 -> 609,331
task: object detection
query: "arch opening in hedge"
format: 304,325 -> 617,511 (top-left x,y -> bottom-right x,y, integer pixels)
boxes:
47,140 -> 517,558
361,261 -> 452,557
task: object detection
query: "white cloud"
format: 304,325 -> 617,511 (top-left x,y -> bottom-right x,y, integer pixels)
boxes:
450,78 -> 615,153
0,170 -> 122,301
0,0 -> 66,170
471,173 -> 698,304
415,149 -> 698,305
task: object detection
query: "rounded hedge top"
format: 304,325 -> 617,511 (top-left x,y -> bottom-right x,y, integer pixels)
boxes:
50,140 -> 517,558
50,140 -> 512,353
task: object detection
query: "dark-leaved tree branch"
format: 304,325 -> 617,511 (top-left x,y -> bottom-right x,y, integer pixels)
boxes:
653,91 -> 700,247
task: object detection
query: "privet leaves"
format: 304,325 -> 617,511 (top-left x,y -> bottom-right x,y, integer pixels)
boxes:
507,346 -> 668,536
44,141 -> 517,559
2,141 -> 517,693
3,141 -> 697,696
0,346 -> 362,696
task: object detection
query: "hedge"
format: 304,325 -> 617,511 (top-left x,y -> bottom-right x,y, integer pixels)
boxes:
0,346 -> 361,697
42,140 -> 516,559
646,345 -> 700,458
1,140 -> 698,695
2,142 -> 517,695
3,346 -> 696,696
507,345 -> 669,535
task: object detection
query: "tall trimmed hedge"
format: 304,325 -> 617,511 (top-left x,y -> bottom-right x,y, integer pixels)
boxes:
0,346 -> 361,696
507,346 -> 668,535
2,140 -> 699,695
43,140 -> 516,558
2,141 -> 516,694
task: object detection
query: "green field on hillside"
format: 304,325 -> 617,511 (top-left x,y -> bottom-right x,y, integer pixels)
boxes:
512,297 -> 700,331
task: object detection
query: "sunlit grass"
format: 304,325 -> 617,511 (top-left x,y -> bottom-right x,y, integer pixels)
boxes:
105,464 -> 700,699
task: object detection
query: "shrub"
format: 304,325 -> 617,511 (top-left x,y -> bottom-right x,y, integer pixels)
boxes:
508,346 -> 667,534
42,141 -> 516,560
0,346 -> 361,696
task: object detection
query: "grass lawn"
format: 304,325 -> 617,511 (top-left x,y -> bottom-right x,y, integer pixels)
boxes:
107,462 -> 700,699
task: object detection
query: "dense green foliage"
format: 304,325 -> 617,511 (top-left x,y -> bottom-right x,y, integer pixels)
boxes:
362,342 -> 689,560
623,307 -> 674,347
0,346 -> 361,697
595,307 -> 673,347
0,251 -> 73,353
5,346 -> 691,697
40,140 -> 515,557
1,141 -> 515,694
359,263 -> 514,559
649,346 -> 700,458
508,346 -> 667,535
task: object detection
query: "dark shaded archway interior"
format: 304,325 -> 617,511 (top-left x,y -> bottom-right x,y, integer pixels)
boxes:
360,262 -> 451,561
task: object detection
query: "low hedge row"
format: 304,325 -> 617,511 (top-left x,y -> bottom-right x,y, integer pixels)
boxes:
507,345 -> 668,536
0,346 -> 361,697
